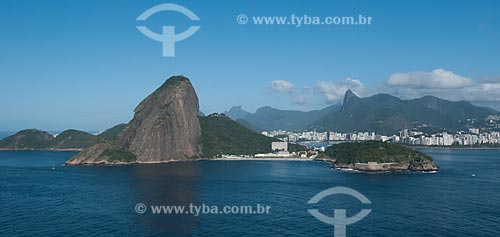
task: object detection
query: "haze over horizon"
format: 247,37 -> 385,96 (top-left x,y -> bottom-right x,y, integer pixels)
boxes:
1,0 -> 499,131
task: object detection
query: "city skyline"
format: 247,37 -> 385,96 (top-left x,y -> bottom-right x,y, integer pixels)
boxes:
264,128 -> 500,147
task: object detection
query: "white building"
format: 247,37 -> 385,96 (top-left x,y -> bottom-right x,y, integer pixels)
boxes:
271,142 -> 288,151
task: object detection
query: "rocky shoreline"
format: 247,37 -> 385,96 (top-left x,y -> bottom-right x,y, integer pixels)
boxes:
313,159 -> 439,172
331,162 -> 438,172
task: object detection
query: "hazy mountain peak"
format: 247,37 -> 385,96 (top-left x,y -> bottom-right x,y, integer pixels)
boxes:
341,89 -> 360,111
228,105 -> 244,111
256,106 -> 276,112
343,89 -> 359,103
224,106 -> 251,120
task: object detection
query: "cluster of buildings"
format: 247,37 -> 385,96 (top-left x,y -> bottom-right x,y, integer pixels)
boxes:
253,142 -> 316,158
395,129 -> 500,146
262,130 -> 388,143
262,128 -> 500,147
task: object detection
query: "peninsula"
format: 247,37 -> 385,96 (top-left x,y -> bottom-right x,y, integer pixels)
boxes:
63,76 -> 304,165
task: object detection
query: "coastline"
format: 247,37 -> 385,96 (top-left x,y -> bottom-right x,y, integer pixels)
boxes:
1,146 -> 494,168
64,157 -> 313,166
2,147 -> 500,153
409,146 -> 500,150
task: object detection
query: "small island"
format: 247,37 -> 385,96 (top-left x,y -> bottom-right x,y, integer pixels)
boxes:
319,141 -> 438,172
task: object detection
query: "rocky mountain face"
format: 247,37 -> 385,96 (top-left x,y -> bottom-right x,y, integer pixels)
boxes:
66,76 -> 202,165
119,76 -> 202,162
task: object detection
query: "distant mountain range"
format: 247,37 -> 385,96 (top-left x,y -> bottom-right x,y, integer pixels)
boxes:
224,105 -> 340,131
225,90 -> 499,134
2,85 -> 498,154
0,124 -> 126,150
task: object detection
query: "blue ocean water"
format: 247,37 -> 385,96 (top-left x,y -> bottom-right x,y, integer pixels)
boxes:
0,149 -> 499,236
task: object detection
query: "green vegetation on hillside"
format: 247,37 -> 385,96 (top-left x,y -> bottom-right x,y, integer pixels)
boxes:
0,123 -> 128,150
235,119 -> 263,133
101,148 -> 137,163
52,129 -> 99,149
158,75 -> 189,90
324,141 -> 433,164
0,129 -> 53,149
97,124 -> 127,140
199,114 -> 305,158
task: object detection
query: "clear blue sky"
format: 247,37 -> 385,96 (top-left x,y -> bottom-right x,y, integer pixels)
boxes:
1,0 -> 499,131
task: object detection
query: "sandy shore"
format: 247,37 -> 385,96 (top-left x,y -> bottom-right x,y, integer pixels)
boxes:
206,157 -> 313,161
